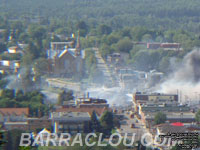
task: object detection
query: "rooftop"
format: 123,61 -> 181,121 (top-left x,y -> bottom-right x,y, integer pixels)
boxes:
146,112 -> 195,119
51,112 -> 90,122
135,92 -> 178,96
0,108 -> 29,116
156,123 -> 187,134
55,107 -> 109,117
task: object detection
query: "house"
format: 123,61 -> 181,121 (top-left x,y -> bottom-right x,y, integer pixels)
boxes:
7,46 -> 22,54
0,60 -> 20,73
107,52 -> 129,66
51,112 -> 91,134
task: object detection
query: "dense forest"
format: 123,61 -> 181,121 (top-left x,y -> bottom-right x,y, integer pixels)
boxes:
0,0 -> 200,32
0,0 -> 200,82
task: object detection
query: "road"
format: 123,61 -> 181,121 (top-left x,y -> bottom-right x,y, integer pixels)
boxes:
93,48 -> 114,84
117,111 -> 145,142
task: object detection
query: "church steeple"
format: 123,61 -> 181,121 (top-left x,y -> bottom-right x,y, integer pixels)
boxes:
75,30 -> 81,56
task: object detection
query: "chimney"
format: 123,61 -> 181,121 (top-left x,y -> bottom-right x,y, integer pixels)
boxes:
87,92 -> 89,98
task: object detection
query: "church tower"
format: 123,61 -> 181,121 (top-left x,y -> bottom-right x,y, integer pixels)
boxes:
75,30 -> 81,56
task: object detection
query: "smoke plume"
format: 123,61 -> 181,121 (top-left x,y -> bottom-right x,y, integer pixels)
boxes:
158,49 -> 200,104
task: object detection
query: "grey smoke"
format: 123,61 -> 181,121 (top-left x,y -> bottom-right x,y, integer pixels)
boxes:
158,49 -> 200,103
173,50 -> 200,83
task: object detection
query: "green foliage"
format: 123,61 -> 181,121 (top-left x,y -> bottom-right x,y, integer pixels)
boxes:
0,130 -> 7,147
76,21 -> 88,37
195,109 -> 200,123
97,24 -> 112,35
0,79 -> 8,89
90,111 -> 101,132
33,58 -> 48,77
154,112 -> 167,125
84,49 -> 104,82
1,89 -> 15,99
0,89 -> 49,117
0,43 -> 7,53
115,37 -> 133,53
100,111 -> 114,135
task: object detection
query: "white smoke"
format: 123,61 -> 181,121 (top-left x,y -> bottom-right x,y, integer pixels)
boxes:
87,86 -> 132,106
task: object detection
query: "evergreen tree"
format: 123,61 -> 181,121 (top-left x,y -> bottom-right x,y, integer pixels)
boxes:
90,111 -> 101,132
100,111 -> 114,135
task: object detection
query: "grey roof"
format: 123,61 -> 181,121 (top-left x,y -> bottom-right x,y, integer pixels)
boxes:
146,112 -> 195,120
157,124 -> 187,134
141,104 -> 190,112
51,112 -> 90,122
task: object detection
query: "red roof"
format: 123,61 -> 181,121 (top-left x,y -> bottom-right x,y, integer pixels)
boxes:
171,122 -> 184,127
0,108 -> 29,116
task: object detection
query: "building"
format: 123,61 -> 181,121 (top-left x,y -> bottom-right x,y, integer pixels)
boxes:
137,101 -> 193,125
55,106 -> 109,118
133,92 -> 178,105
48,32 -> 84,78
139,103 -> 190,113
153,123 -> 200,150
27,117 -> 52,131
107,52 -> 129,66
147,42 -> 181,50
51,112 -> 91,134
0,60 -> 20,73
7,46 -> 22,54
147,43 -> 161,49
0,108 -> 29,130
155,123 -> 187,135
75,95 -> 109,108
144,112 -> 196,127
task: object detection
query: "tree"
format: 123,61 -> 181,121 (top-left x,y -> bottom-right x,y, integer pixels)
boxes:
100,111 -> 114,135
1,89 -> 15,99
76,21 -> 88,37
116,37 -> 133,53
0,43 -> 7,53
16,89 -> 24,102
97,24 -> 112,35
33,58 -> 48,77
20,68 -> 34,92
154,112 -> 167,125
0,130 -> 7,148
195,109 -> 200,124
57,90 -> 74,105
90,111 -> 101,132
